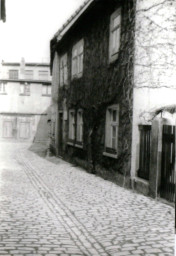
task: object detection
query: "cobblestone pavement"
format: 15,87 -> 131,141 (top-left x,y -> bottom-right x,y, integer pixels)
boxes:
0,142 -> 174,256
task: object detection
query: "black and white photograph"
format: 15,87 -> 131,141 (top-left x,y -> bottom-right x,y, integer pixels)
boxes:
0,0 -> 175,255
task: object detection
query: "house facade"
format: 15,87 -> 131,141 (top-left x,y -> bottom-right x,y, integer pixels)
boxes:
50,0 -> 176,201
0,59 -> 52,142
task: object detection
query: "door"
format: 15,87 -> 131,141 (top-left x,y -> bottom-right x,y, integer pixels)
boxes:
3,121 -> 13,138
160,125 -> 175,202
19,122 -> 30,139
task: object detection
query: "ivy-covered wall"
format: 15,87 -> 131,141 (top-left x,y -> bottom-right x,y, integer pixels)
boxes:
51,0 -> 135,184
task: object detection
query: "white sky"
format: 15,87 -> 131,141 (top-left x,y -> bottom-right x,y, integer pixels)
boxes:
0,0 -> 84,63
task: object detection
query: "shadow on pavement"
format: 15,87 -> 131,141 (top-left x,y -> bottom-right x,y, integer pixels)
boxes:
28,142 -> 48,158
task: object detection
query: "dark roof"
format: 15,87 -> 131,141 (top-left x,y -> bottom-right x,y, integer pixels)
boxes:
53,0 -> 94,41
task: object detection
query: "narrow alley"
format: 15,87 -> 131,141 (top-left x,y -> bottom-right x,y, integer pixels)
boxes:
0,142 -> 174,256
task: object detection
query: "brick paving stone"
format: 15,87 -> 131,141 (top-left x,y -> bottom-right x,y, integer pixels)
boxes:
0,142 -> 175,256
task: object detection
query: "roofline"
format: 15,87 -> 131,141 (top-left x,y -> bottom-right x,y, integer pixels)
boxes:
1,63 -> 50,67
54,0 -> 94,42
0,79 -> 51,85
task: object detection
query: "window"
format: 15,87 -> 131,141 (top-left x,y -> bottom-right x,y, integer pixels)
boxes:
104,105 -> 119,156
20,83 -> 30,95
72,39 -> 84,78
60,54 -> 68,86
9,70 -> 19,79
38,70 -> 49,80
109,8 -> 121,62
76,110 -> 83,143
25,70 -> 33,80
69,110 -> 75,140
0,82 -> 6,94
42,85 -> 51,96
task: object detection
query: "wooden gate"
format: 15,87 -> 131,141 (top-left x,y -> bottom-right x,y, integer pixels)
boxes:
160,125 -> 175,202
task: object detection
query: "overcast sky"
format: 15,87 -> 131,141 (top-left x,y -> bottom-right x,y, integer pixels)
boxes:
0,0 -> 84,63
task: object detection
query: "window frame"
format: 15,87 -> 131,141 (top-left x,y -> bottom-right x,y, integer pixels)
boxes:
20,82 -> 30,96
68,110 -> 76,141
59,53 -> 68,86
71,39 -> 84,79
0,82 -> 7,94
103,104 -> 119,158
76,109 -> 83,144
109,8 -> 121,63
9,69 -> 19,79
42,84 -> 51,96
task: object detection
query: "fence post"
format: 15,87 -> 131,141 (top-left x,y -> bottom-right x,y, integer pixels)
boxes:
149,119 -> 162,198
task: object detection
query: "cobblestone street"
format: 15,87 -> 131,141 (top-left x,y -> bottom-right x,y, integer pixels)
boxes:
0,142 -> 174,256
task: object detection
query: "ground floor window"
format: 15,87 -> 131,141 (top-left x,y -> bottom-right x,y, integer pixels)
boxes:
68,110 -> 75,140
105,105 -> 119,155
76,110 -> 83,143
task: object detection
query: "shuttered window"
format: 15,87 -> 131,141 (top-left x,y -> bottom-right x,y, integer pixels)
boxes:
9,70 -> 19,79
60,53 -> 68,86
109,8 -> 121,62
72,39 -> 84,78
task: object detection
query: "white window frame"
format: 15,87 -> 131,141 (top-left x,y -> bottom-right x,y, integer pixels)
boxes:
68,110 -> 75,140
72,39 -> 84,78
104,104 -> 119,158
42,84 -> 51,96
109,8 -> 121,63
60,53 -> 68,86
76,109 -> 83,143
9,70 -> 19,79
0,82 -> 6,94
20,82 -> 30,96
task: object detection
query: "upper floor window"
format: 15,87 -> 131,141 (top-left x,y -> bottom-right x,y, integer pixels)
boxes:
68,110 -> 75,140
42,84 -> 51,96
25,70 -> 33,80
9,70 -> 19,79
72,39 -> 84,78
20,82 -> 30,96
38,70 -> 49,80
76,110 -> 83,143
0,82 -> 6,94
109,8 -> 121,62
60,53 -> 68,86
104,105 -> 119,156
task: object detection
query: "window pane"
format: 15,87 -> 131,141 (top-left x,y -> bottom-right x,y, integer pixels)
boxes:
9,70 -> 18,79
112,138 -> 116,149
42,85 -> 47,94
48,86 -> 51,95
112,110 -> 117,122
112,125 -> 117,138
113,15 -> 120,28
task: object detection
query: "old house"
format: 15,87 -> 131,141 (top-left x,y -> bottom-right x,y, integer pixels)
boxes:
50,0 -> 176,201
0,59 -> 52,142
